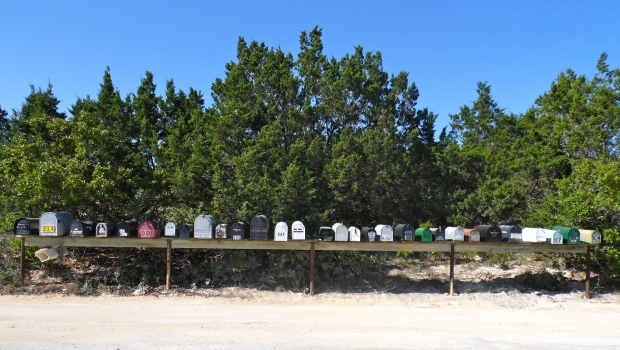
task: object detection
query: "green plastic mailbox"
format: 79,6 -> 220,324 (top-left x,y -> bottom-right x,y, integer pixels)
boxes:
415,228 -> 433,243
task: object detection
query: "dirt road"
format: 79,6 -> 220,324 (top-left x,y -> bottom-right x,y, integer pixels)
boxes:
1,290 -> 619,349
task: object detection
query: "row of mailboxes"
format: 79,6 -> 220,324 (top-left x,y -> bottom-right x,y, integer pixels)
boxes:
11,212 -> 602,245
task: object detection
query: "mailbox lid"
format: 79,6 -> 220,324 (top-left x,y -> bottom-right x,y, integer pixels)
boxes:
138,220 -> 161,238
375,225 -> 393,242
431,227 -> 445,241
194,215 -> 217,239
117,220 -> 139,238
415,228 -> 433,242
250,215 -> 270,240
463,228 -> 480,242
552,226 -> 580,244
543,229 -> 563,244
332,223 -> 348,241
14,218 -> 39,235
395,224 -> 414,241
361,227 -> 377,242
215,224 -> 229,239
165,222 -> 177,237
274,222 -> 288,241
348,226 -> 361,242
291,221 -> 305,240
477,225 -> 502,243
179,224 -> 194,239
230,222 -> 245,240
579,229 -> 601,245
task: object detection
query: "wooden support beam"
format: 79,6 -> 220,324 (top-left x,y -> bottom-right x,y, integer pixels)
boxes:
586,245 -> 591,299
166,239 -> 172,291
310,242 -> 315,296
450,243 -> 455,296
20,237 -> 25,286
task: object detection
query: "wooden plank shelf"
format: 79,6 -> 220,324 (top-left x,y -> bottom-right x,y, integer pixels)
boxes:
22,236 -> 588,253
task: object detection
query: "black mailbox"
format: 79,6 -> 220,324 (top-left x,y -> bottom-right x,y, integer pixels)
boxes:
250,215 -> 270,240
319,226 -> 335,241
215,224 -> 229,239
14,218 -> 39,235
361,227 -> 378,242
394,224 -> 414,241
96,222 -> 117,238
477,225 -> 502,243
231,222 -> 245,240
70,220 -> 94,237
499,225 -> 522,243
432,227 -> 445,241
117,220 -> 138,238
179,224 -> 194,238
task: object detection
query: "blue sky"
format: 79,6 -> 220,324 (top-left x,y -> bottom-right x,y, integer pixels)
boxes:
1,0 -> 619,133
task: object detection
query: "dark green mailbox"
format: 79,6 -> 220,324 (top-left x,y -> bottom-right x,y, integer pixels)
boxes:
415,228 -> 433,243
552,226 -> 580,244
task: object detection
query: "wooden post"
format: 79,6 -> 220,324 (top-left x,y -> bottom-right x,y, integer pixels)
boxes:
449,243 -> 455,296
310,242 -> 315,296
166,239 -> 172,291
20,237 -> 25,286
585,245 -> 591,299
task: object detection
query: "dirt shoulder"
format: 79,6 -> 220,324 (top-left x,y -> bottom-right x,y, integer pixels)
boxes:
1,291 -> 620,350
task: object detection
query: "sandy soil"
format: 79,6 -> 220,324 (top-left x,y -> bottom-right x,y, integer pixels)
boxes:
1,290 -> 620,350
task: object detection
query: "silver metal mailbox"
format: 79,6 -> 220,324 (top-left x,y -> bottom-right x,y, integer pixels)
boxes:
194,215 -> 217,239
274,222 -> 288,241
348,226 -> 361,242
375,225 -> 393,242
291,221 -> 305,240
165,222 -> 177,237
39,212 -> 74,236
543,229 -> 563,244
215,224 -> 229,239
332,223 -> 348,241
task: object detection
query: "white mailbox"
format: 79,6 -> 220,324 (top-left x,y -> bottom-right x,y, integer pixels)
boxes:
332,223 -> 348,241
348,226 -> 361,242
445,226 -> 464,241
274,222 -> 288,241
291,221 -> 305,240
39,212 -> 74,237
165,222 -> 177,237
579,229 -> 601,245
375,225 -> 393,242
194,215 -> 217,239
522,228 -> 546,243
543,229 -> 563,244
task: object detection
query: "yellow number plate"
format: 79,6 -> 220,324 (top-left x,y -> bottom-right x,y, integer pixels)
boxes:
42,226 -> 55,232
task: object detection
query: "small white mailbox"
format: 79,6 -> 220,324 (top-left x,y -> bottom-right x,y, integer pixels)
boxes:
445,226 -> 464,241
543,229 -> 563,244
194,215 -> 217,239
291,221 -> 305,240
522,228 -> 546,243
332,223 -> 348,241
165,222 -> 177,237
375,225 -> 393,242
274,222 -> 288,241
349,226 -> 361,242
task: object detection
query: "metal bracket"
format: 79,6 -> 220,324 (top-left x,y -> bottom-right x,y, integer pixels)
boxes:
58,239 -> 64,264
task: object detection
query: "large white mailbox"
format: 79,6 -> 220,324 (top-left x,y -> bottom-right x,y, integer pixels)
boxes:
194,215 -> 217,239
332,223 -> 348,241
445,226 -> 464,241
522,227 -> 546,243
348,226 -> 361,242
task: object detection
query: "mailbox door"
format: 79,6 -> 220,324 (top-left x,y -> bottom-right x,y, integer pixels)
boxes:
138,221 -> 159,238
319,227 -> 334,241
40,212 -> 59,237
231,222 -> 244,240
165,222 -> 177,237
250,215 -> 270,240
333,223 -> 348,241
291,221 -> 305,240
70,221 -> 84,237
432,228 -> 445,242
274,222 -> 288,241
403,225 -> 414,241
95,223 -> 108,237
215,224 -> 229,239
349,227 -> 361,242
194,215 -> 213,239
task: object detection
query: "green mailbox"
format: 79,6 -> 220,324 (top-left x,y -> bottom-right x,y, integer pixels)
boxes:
415,228 -> 433,243
552,226 -> 580,244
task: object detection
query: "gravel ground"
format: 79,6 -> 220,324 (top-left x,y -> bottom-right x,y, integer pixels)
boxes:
1,290 -> 619,349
